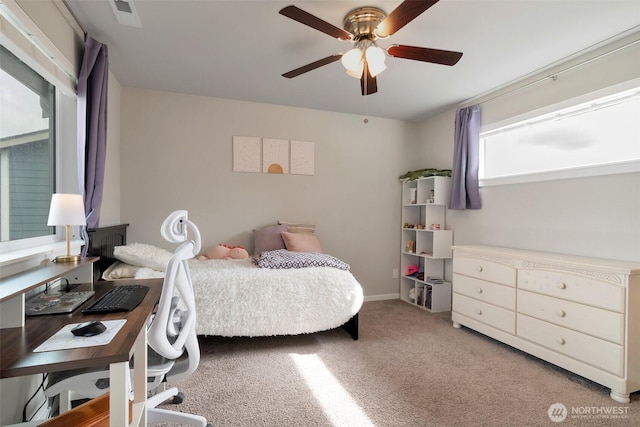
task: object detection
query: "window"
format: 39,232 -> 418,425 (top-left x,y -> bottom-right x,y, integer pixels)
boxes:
479,84 -> 640,185
0,45 -> 56,242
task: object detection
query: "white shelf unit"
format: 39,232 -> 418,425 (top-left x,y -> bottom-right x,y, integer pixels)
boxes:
400,176 -> 452,313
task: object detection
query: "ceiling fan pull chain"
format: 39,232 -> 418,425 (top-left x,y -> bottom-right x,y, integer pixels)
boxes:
363,86 -> 369,124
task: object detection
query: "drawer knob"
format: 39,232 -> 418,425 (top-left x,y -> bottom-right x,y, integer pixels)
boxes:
556,310 -> 566,317
476,309 -> 483,315
476,287 -> 483,294
556,282 -> 566,290
556,337 -> 565,345
476,266 -> 483,272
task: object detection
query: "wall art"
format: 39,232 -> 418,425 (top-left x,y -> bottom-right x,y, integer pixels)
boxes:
263,138 -> 289,174
232,136 -> 261,173
291,140 -> 314,175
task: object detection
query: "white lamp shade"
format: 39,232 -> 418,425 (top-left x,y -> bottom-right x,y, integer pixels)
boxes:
47,194 -> 86,226
341,48 -> 364,79
365,45 -> 387,77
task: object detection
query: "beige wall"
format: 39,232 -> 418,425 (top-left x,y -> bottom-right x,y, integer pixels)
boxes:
414,33 -> 640,263
120,89 -> 415,298
99,71 -> 122,226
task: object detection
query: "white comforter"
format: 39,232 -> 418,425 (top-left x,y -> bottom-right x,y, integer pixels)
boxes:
137,258 -> 364,337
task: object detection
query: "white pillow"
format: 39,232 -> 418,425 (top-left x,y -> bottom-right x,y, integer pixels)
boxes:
113,243 -> 172,271
102,261 -> 140,280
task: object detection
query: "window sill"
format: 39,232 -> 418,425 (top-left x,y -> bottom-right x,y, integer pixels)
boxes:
0,240 -> 85,269
480,159 -> 640,187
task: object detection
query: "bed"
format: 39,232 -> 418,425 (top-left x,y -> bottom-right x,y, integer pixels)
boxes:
86,224 -> 363,340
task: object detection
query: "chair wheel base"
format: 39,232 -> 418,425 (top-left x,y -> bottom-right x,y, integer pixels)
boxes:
172,391 -> 185,404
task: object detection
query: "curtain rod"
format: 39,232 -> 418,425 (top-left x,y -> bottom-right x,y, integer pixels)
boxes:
461,32 -> 640,108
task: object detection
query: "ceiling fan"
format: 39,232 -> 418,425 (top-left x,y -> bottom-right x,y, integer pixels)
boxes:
279,0 -> 463,96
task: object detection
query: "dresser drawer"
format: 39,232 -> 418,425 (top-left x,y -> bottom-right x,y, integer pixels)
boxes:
453,293 -> 515,334
453,274 -> 515,310
517,314 -> 623,376
517,290 -> 624,344
518,269 -> 625,312
453,257 -> 516,286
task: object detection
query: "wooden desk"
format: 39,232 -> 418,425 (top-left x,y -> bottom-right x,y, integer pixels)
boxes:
0,278 -> 163,426
0,258 -> 98,328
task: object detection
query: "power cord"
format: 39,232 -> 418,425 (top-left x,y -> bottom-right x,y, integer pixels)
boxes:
44,277 -> 70,294
22,373 -> 48,422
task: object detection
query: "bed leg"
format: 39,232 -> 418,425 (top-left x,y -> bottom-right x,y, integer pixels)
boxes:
342,313 -> 359,340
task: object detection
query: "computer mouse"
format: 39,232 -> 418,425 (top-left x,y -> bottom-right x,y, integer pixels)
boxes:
71,321 -> 107,337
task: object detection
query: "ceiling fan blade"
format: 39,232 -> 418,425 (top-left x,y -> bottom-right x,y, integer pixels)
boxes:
376,1 -> 439,38
279,5 -> 352,41
387,45 -> 463,66
282,54 -> 342,78
360,63 -> 378,96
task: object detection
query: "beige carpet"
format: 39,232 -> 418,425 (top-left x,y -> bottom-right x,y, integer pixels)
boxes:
162,300 -> 639,426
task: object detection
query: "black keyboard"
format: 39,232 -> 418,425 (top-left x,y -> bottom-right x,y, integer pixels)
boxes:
82,285 -> 149,314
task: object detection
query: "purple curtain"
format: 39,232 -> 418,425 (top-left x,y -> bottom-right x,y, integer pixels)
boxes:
77,36 -> 108,257
449,105 -> 481,210
77,35 -> 108,229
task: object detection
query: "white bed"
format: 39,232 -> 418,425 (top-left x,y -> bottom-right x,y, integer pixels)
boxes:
99,242 -> 364,339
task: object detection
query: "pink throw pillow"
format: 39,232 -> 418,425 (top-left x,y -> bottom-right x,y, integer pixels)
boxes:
281,231 -> 322,253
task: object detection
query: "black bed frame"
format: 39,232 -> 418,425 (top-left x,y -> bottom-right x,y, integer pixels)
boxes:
85,224 -> 129,282
342,312 -> 359,340
84,224 -> 359,340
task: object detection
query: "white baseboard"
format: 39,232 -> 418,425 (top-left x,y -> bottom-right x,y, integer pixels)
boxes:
363,294 -> 399,302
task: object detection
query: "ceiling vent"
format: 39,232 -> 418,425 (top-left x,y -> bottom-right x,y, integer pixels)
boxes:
109,0 -> 142,28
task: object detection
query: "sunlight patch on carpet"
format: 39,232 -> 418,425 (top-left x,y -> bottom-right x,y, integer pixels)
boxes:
289,353 -> 374,427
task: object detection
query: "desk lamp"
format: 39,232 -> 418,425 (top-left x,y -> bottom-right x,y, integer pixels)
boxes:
47,193 -> 86,262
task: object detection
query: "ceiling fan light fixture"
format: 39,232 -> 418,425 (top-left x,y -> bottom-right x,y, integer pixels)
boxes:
365,45 -> 386,77
342,47 -> 364,78
279,2 -> 463,96
346,66 -> 364,79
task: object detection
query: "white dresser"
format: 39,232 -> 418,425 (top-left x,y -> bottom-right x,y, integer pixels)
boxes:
451,245 -> 640,403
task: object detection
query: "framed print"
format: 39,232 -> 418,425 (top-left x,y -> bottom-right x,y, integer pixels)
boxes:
263,138 -> 289,174
291,140 -> 314,175
233,136 -> 261,172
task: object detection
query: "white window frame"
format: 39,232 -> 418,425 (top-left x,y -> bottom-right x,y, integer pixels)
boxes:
479,78 -> 640,187
0,5 -> 79,265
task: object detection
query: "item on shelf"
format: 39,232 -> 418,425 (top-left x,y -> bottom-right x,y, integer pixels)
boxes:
407,265 -> 419,276
416,224 -> 425,229
417,287 -> 425,306
421,285 -> 433,309
407,240 -> 415,253
399,168 -> 452,182
426,276 -> 444,284
409,188 -> 417,204
430,223 -> 441,230
403,223 -> 415,229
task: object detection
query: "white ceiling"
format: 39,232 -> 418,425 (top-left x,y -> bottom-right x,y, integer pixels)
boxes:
64,0 -> 640,122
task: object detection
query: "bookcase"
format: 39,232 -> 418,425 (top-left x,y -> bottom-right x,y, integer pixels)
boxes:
399,176 -> 452,312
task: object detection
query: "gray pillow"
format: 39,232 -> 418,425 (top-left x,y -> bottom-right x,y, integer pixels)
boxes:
253,224 -> 288,255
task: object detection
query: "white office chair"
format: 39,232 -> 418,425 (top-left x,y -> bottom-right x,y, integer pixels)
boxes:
44,210 -> 211,427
